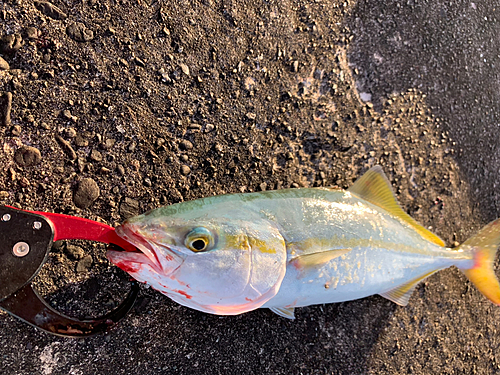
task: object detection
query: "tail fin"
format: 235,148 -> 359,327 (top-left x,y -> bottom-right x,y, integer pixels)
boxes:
460,218 -> 500,305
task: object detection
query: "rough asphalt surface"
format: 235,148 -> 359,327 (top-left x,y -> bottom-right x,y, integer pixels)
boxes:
1,0 -> 500,374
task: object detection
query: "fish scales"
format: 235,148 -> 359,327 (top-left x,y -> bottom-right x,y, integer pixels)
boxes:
107,166 -> 500,318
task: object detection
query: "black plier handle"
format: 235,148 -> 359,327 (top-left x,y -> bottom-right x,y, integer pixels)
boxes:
0,205 -> 139,337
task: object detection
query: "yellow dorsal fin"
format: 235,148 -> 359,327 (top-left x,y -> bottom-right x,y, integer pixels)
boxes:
348,166 -> 445,247
290,248 -> 351,272
379,270 -> 438,306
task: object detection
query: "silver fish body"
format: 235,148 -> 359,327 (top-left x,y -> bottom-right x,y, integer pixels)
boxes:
253,189 -> 473,309
107,166 -> 500,318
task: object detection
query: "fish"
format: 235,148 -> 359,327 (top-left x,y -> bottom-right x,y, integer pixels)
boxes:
106,166 -> 500,319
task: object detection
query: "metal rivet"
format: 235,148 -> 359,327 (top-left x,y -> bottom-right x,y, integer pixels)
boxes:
33,221 -> 42,230
2,213 -> 11,222
13,242 -> 30,257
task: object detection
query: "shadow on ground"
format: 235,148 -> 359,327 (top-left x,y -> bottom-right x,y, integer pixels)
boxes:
347,0 -> 500,222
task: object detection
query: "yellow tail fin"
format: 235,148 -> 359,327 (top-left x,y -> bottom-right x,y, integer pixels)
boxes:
461,218 -> 500,305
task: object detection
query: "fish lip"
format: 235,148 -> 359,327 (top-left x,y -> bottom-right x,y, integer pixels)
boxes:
115,224 -> 167,274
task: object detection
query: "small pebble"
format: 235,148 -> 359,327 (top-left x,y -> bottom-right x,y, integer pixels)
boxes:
33,1 -> 67,20
120,197 -> 139,218
55,135 -> 77,160
10,79 -> 22,91
90,149 -> 103,162
0,56 -> 9,70
65,127 -> 77,138
102,138 -> 116,149
155,138 -> 166,148
24,27 -> 40,40
179,63 -> 190,76
14,145 -> 42,167
11,125 -> 21,136
73,178 -> 100,209
116,164 -> 125,176
244,77 -> 256,91
0,92 -> 13,127
179,139 -> 193,150
180,165 -> 191,175
19,177 -> 30,187
66,22 -> 94,42
76,255 -> 93,272
127,142 -> 136,152
52,240 -> 64,250
65,244 -> 84,260
75,134 -> 89,147
134,57 -> 146,67
0,34 -> 23,54
62,110 -> 78,122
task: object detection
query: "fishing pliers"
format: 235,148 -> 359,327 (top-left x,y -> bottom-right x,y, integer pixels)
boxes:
0,205 -> 139,337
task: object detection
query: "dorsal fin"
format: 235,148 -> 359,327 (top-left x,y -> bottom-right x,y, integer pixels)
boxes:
348,166 -> 445,247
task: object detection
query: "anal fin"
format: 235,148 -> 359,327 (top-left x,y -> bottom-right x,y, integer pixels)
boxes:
270,307 -> 295,320
379,270 -> 438,306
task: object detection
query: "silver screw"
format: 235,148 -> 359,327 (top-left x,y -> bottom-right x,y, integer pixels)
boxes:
13,242 -> 30,257
33,221 -> 42,230
2,213 -> 11,222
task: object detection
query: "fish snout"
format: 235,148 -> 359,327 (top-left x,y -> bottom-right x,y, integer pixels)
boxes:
115,222 -> 184,276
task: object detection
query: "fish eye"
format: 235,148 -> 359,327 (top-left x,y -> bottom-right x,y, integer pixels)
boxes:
185,227 -> 215,252
190,239 -> 207,251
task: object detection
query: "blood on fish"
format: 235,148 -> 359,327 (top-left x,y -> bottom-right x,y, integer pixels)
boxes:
170,275 -> 188,287
116,262 -> 140,274
175,290 -> 192,299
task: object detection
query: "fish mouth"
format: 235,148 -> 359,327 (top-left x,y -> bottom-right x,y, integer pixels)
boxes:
110,223 -> 184,275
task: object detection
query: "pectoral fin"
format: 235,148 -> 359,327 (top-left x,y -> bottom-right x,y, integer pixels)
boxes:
349,166 -> 446,247
379,270 -> 438,306
290,248 -> 351,271
270,307 -> 295,319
